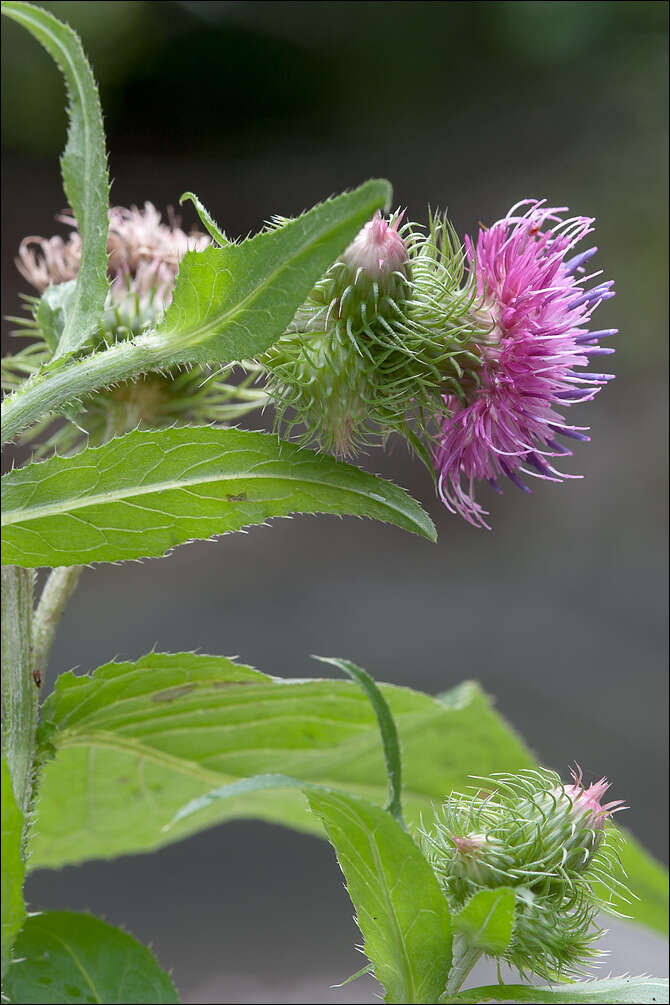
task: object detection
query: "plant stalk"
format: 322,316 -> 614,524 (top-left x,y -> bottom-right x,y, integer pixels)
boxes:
1,333 -> 169,445
1,565 -> 37,816
32,566 -> 82,684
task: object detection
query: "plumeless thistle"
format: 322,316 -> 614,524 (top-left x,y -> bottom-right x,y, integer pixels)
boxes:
419,768 -> 629,982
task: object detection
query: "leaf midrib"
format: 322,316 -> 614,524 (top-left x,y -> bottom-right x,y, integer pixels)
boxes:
2,466 -> 412,527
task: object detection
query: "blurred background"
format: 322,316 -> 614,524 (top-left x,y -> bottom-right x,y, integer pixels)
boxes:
2,2 -> 668,1001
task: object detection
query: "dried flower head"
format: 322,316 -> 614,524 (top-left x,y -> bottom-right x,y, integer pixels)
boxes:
431,200 -> 616,528
16,202 -> 209,307
5,204 -> 265,453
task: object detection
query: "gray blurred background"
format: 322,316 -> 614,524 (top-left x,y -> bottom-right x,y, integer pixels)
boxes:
2,2 -> 668,1001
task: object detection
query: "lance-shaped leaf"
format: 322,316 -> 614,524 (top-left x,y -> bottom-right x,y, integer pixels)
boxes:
157,179 -> 391,364
2,911 -> 178,1004
1,180 -> 390,445
443,976 -> 669,1004
452,888 -> 516,956
307,787 -> 452,1004
0,425 -> 435,567
28,653 -> 533,868
2,2 -> 110,357
173,775 -> 452,1005
1,759 -> 25,980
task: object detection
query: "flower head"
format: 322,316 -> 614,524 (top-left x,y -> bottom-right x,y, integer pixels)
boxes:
5,204 -> 265,454
16,202 -> 210,308
432,200 -> 616,528
263,210 -> 480,455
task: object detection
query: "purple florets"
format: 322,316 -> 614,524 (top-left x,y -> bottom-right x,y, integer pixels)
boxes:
433,199 -> 616,528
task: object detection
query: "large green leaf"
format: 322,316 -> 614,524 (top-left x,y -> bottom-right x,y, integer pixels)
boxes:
2,911 -> 178,1004
173,774 -> 452,1005
307,788 -> 452,1004
2,2 -> 109,358
0,426 -> 435,567
444,977 -> 669,1004
156,179 -> 390,364
452,888 -> 516,956
1,759 -> 25,980
26,653 -> 668,936
28,653 -> 533,868
1,180 -> 390,445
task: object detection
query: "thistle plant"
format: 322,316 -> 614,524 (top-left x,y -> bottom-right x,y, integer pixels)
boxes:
0,4 -> 667,1005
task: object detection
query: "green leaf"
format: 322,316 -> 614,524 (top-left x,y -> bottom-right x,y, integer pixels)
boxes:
2,911 -> 178,1004
1,180 -> 390,446
604,829 -> 669,936
157,179 -> 392,364
27,653 -> 533,868
0,425 -> 435,568
306,788 -> 452,1005
25,653 -> 667,937
1,759 -> 25,980
443,977 -> 669,1004
173,774 -> 452,1005
2,2 -> 110,358
317,656 -> 404,825
34,281 -> 77,353
180,192 -> 228,246
452,888 -> 516,956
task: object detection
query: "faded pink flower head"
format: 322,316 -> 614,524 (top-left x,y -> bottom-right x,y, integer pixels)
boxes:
562,765 -> 626,830
16,202 -> 209,306
433,199 -> 616,528
341,210 -> 408,280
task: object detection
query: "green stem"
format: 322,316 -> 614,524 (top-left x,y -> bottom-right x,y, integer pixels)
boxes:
1,566 -> 37,816
1,333 -> 169,445
32,566 -> 82,685
443,935 -> 484,999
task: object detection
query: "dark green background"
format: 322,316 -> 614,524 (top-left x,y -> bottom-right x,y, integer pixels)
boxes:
2,3 -> 668,1001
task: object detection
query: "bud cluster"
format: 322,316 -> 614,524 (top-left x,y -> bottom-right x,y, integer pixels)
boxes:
261,211 -> 487,456
418,768 -> 628,979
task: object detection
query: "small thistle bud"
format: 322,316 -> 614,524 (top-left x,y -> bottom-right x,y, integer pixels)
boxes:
418,768 -> 629,980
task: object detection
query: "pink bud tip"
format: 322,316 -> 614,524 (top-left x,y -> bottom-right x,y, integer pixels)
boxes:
562,764 -> 627,829
342,210 -> 408,279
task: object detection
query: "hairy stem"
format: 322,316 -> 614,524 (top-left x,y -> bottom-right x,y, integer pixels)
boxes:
32,566 -> 82,684
1,333 -> 169,445
1,566 -> 37,816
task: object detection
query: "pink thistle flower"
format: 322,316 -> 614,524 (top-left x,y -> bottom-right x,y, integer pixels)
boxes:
433,199 -> 616,528
562,765 -> 626,830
